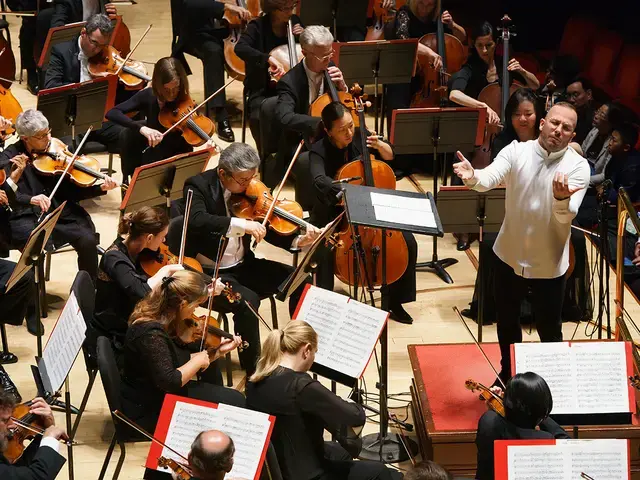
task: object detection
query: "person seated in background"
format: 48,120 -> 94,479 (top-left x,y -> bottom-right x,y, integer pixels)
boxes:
582,102 -> 625,187
475,372 -> 569,480
405,461 -> 452,480
565,76 -> 596,145
603,123 -> 640,206
0,391 -> 68,479
537,54 -> 581,107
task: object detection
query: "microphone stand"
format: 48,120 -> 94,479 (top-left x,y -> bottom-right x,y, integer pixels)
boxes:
596,184 -> 612,338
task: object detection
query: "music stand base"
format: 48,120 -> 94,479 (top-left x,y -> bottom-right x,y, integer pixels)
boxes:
416,258 -> 458,284
359,432 -> 418,463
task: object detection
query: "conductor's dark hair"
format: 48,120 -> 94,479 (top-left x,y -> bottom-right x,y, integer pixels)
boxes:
85,13 -> 114,37
614,123 -> 639,150
504,372 -> 553,428
321,101 -> 350,131
0,388 -> 16,412
471,21 -> 494,42
504,87 -> 544,140
190,432 -> 235,474
404,460 -> 453,480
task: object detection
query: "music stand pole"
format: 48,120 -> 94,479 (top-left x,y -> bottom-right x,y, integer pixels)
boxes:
26,233 -> 46,357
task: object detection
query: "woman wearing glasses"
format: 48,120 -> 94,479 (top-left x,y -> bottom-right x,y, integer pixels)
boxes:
235,0 -> 304,151
106,57 -> 197,182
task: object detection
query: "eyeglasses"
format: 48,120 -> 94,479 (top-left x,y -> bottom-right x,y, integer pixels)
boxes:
229,172 -> 257,187
308,50 -> 334,62
278,2 -> 298,11
32,129 -> 51,141
85,32 -> 109,49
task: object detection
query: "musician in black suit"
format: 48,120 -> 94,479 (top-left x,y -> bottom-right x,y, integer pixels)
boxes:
43,14 -> 124,153
0,390 -> 67,479
274,25 -> 347,183
2,109 -> 118,282
171,0 -> 252,143
475,372 -> 569,480
182,143 -> 323,376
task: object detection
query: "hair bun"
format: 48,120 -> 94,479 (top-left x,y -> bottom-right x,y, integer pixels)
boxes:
161,276 -> 175,289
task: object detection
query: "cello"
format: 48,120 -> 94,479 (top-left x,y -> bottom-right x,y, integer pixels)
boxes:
365,0 -> 408,41
333,85 -> 409,287
411,2 -> 465,107
268,18 -> 303,83
309,70 -> 359,127
223,0 -> 260,81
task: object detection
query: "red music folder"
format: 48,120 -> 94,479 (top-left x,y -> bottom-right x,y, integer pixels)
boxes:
494,438 -> 630,480
146,394 -> 275,480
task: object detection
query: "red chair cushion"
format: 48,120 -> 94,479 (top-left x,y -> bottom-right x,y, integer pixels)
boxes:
614,44 -> 640,100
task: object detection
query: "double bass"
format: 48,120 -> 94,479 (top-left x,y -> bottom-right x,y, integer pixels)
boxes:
333,85 -> 409,287
223,0 -> 261,81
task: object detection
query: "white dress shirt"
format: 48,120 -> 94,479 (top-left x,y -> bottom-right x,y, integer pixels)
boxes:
78,38 -> 91,83
465,139 -> 590,279
302,59 -> 324,106
40,435 -> 60,453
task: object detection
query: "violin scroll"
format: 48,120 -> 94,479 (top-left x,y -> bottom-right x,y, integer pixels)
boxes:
464,378 -> 505,417
158,456 -> 193,479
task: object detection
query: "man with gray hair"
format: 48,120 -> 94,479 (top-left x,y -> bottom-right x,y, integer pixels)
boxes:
0,109 -> 118,282
181,143 -> 323,376
273,25 -> 347,182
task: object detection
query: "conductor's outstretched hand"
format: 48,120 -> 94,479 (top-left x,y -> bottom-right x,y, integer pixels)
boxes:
453,151 -> 475,181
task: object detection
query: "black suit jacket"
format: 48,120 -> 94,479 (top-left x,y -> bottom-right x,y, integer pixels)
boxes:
183,170 -> 293,261
0,438 -> 67,480
44,37 -> 80,89
50,0 -> 83,28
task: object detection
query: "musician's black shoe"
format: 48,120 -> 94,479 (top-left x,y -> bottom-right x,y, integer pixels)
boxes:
0,351 -> 18,365
217,120 -> 235,142
456,233 -> 470,251
0,366 -> 22,403
27,320 -> 44,337
389,304 -> 413,324
27,71 -> 39,95
461,307 -> 477,321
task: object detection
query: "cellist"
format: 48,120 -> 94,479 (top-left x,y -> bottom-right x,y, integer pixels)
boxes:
308,102 -> 418,324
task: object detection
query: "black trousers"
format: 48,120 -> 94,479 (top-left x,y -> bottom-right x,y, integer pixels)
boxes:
0,258 -> 37,332
208,257 -> 307,376
314,442 -> 403,480
19,16 -> 37,75
494,256 -> 566,379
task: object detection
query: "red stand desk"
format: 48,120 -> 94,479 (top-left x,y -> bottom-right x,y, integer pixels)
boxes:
408,343 -> 640,477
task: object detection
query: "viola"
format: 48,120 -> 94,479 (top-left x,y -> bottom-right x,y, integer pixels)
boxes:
332,85 -> 409,287
0,85 -> 23,141
464,378 -> 505,417
173,313 -> 249,354
30,137 -> 123,188
158,456 -> 193,479
309,70 -> 360,128
268,18 -> 303,84
158,95 -> 217,147
4,396 -> 56,464
229,178 -> 314,236
88,45 -> 151,90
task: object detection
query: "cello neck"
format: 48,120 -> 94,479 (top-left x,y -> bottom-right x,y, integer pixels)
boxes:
499,15 -> 514,123
358,109 -> 375,187
323,69 -> 340,103
435,5 -> 447,71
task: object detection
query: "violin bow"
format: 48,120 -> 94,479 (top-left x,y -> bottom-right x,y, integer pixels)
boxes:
178,189 -> 194,266
199,235 -> 227,352
252,140 -> 305,249
452,306 -> 506,389
114,24 -> 152,76
112,410 -> 190,463
37,126 -> 93,222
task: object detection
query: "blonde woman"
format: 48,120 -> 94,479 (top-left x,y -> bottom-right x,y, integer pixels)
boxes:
120,270 -> 244,432
246,321 -> 401,480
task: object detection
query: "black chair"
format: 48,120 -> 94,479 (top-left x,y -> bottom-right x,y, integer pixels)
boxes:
70,270 -> 97,438
96,336 -> 148,480
262,443 -> 284,480
293,151 -> 316,213
258,96 -> 280,181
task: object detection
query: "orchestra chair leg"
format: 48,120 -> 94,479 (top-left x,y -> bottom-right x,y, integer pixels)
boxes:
112,440 -> 127,480
71,368 -> 97,438
0,324 -> 9,352
220,312 -> 234,387
44,250 -> 51,282
241,89 -> 248,144
108,153 -> 114,177
98,433 -> 117,480
38,257 -> 48,318
268,296 -> 278,330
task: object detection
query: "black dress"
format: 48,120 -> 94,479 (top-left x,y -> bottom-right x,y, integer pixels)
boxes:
246,366 -> 401,480
105,88 -> 192,180
121,320 -> 245,433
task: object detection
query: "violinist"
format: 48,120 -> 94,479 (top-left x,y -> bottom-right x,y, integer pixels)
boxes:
105,57 -> 195,181
2,109 -> 118,282
172,0 -> 254,143
475,372 -> 569,480
565,77 -> 595,145
275,26 -> 347,181
121,270 -> 245,434
246,321 -> 402,480
44,14 -> 124,154
91,206 -> 183,364
309,102 -> 418,324
453,103 -> 589,385
448,21 -> 540,126
182,143 -> 322,376
0,390 -> 68,479
234,0 -> 304,149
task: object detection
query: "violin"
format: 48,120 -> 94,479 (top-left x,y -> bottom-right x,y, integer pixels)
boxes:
465,378 -> 505,417
222,0 -> 261,82
173,313 -> 249,355
88,45 -> 151,90
268,18 -> 303,84
309,70 -> 360,127
229,178 -> 313,236
158,95 -> 217,147
30,137 -> 123,189
158,456 -> 193,479
332,85 -> 409,287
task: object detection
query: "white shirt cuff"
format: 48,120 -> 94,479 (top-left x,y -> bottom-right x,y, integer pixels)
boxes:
226,217 -> 247,237
40,436 -> 60,453
6,177 -> 17,192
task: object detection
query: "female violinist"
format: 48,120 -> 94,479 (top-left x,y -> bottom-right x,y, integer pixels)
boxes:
246,321 -> 403,480
91,206 -> 183,364
309,101 -> 418,324
105,57 -> 195,181
234,0 -> 304,150
121,270 -> 245,433
475,372 -> 569,480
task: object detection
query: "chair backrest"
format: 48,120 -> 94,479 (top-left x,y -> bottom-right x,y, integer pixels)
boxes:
293,151 -> 315,212
166,216 -> 184,257
614,44 -> 640,100
259,96 -> 281,158
96,336 -> 127,437
557,16 -> 598,66
71,271 -> 97,370
263,443 -> 283,480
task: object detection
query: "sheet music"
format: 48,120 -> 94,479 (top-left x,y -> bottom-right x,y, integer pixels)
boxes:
159,401 -> 271,480
42,292 -> 86,392
507,440 -> 628,480
295,286 -> 387,378
514,342 -> 630,415
370,191 -> 436,228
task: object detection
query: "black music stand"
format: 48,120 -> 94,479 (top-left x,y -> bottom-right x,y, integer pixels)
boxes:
297,0 -> 335,33
37,22 -> 85,75
437,186 -> 506,341
5,202 -> 66,358
37,76 -> 117,150
334,39 -> 418,134
390,107 -> 484,284
120,148 -> 214,214
342,184 -> 442,463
